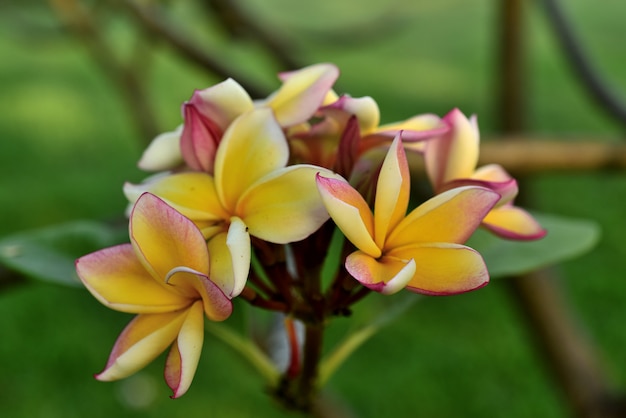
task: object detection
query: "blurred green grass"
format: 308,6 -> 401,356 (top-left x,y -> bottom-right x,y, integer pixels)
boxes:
1,1 -> 626,417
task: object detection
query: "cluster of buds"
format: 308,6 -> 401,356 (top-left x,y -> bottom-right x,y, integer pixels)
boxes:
76,63 -> 545,399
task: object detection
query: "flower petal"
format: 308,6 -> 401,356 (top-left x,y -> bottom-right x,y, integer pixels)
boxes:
345,251 -> 416,295
326,95 -> 380,134
165,300 -> 204,398
236,166 -> 335,244
180,103 -> 221,172
441,177 -> 518,208
390,243 -> 489,295
189,78 -> 254,131
205,220 -> 250,298
267,63 -> 340,126
130,193 -> 210,283
472,163 -> 513,182
124,173 -> 229,222
76,244 -> 189,313
164,267 -> 233,320
226,217 -> 251,296
376,114 -> 447,142
316,174 -> 381,257
386,186 -> 499,249
374,134 -> 410,248
96,311 -> 187,381
138,126 -> 183,172
482,205 -> 547,240
215,109 -> 289,211
425,108 -> 480,190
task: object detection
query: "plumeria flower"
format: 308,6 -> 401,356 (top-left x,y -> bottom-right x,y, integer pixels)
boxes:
125,108 -> 342,298
76,193 -> 232,398
424,108 -> 546,240
138,63 -> 340,174
288,94 -> 449,176
316,134 -> 500,295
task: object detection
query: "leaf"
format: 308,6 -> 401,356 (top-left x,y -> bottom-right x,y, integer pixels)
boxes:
204,321 -> 280,387
318,292 -> 419,386
467,212 -> 601,279
0,221 -> 127,287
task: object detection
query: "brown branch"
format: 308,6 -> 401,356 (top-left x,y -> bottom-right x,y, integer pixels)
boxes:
123,0 -> 269,99
0,265 -> 26,292
507,270 -> 626,418
497,0 -> 526,132
538,0 -> 626,129
205,0 -> 301,70
48,0 -> 160,143
479,139 -> 626,174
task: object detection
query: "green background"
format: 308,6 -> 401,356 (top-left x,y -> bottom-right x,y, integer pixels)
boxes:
1,1 -> 625,417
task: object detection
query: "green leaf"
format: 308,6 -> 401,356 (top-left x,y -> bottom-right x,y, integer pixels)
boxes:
205,321 -> 280,387
319,292 -> 420,386
0,221 -> 127,287
467,212 -> 601,278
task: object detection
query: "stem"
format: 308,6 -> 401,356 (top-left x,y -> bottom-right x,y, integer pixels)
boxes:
274,320 -> 325,412
298,321 -> 325,408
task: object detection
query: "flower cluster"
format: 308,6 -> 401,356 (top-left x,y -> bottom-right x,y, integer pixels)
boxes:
76,63 -> 545,398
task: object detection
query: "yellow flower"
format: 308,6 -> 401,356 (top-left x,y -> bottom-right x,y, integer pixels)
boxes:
76,193 -> 232,398
425,108 -> 546,240
317,135 -> 500,295
138,63 -> 340,173
288,94 -> 448,173
125,109 -> 341,297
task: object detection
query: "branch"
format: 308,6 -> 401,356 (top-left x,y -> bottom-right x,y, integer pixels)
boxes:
123,0 -> 269,98
204,0 -> 301,70
48,0 -> 160,143
0,264 -> 26,292
538,0 -> 626,129
507,270 -> 626,418
479,138 -> 626,174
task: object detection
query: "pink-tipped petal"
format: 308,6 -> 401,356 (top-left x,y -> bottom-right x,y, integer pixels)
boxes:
425,108 -> 479,190
76,244 -> 189,313
215,109 -> 289,211
268,63 -> 340,126
472,163 -> 513,182
96,311 -> 187,382
189,79 -> 254,130
180,103 -> 221,172
442,177 -> 519,208
375,113 -> 449,142
391,243 -> 490,295
138,127 -> 183,172
130,193 -> 210,282
327,95 -> 380,134
345,251 -> 416,295
164,267 -> 233,321
482,205 -> 547,240
316,174 -> 381,258
164,301 -> 204,398
386,186 -> 500,249
373,135 -> 410,248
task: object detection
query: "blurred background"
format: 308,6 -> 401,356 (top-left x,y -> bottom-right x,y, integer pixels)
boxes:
1,0 -> 625,417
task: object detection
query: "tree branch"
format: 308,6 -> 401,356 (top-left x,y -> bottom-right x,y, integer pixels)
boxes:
478,138 -> 626,174
123,0 -> 269,98
48,0 -> 160,143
